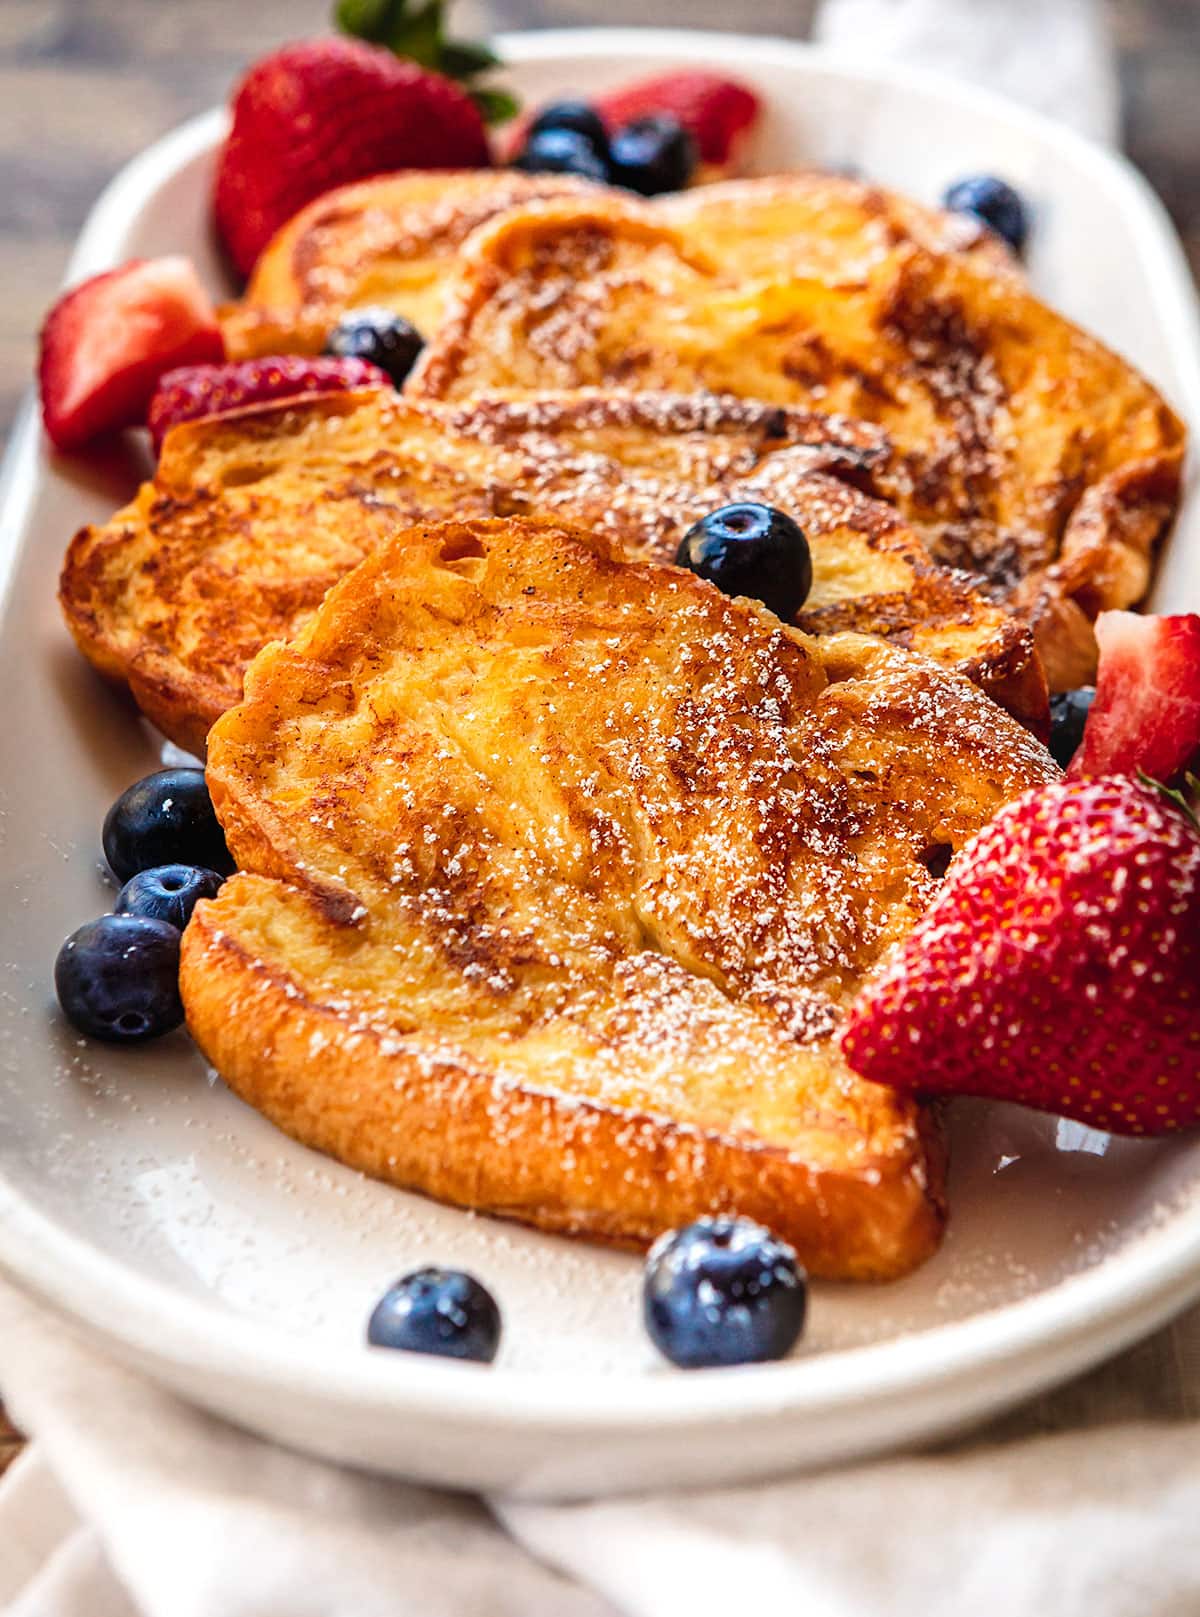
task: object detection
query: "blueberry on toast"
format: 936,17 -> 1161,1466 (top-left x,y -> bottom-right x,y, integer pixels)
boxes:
180,516 -> 1059,1277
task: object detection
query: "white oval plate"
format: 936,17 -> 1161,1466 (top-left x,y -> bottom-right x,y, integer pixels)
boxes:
1,29 -> 1199,1500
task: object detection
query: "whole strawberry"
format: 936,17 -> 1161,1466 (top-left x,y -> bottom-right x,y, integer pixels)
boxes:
214,37 -> 490,278
841,776 -> 1200,1135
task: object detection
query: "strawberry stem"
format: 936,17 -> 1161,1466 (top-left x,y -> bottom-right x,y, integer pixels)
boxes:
334,0 -> 519,123
1140,769 -> 1200,833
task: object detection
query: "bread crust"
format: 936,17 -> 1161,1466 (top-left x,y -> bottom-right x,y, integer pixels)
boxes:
181,515 -> 1058,1279
60,388 -> 1047,756
409,182 -> 1185,687
181,881 -> 945,1279
221,167 -> 1016,361
220,169 -> 599,359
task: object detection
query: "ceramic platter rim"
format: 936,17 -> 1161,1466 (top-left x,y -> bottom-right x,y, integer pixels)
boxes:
2,28 -> 1199,1481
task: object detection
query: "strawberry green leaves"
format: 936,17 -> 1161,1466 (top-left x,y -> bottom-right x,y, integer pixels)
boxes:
335,0 -> 519,123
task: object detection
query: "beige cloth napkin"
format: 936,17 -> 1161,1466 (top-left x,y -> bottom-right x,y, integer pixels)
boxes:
813,0 -> 1119,143
4,2 -> 1192,1613
2,1278 -> 1200,1616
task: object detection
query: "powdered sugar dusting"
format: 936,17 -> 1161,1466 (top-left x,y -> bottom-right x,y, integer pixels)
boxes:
195,515 -> 1058,1268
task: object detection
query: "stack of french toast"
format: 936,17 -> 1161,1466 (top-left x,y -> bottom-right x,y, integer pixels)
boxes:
57,160 -> 1186,1281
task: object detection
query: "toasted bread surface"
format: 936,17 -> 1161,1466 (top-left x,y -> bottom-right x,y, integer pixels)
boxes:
221,168 -> 1015,362
182,517 -> 1058,1276
60,388 -> 1045,755
220,170 -> 598,359
409,182 -> 1185,687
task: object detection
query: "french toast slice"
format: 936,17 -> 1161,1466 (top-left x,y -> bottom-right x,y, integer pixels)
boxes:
60,388 -> 1046,756
219,170 -> 599,360
219,168 -> 1015,362
409,181 -> 1185,688
181,516 -> 1059,1277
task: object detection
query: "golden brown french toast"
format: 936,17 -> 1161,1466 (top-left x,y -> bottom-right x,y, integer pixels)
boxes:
220,168 -> 1015,363
219,170 -> 598,360
60,387 -> 1046,756
410,181 -> 1185,688
181,516 -> 1059,1277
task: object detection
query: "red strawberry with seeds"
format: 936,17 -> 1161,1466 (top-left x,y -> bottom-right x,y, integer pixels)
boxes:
1071,609 -> 1200,784
147,356 -> 389,451
39,257 -> 223,451
213,37 -> 491,278
841,775 -> 1200,1136
596,71 -> 760,172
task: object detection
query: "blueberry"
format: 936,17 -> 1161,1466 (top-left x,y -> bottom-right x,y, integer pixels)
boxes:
527,99 -> 609,158
102,769 -> 233,883
54,914 -> 183,1043
511,127 -> 609,184
643,1216 -> 807,1369
608,116 -> 696,196
1048,686 -> 1096,769
675,502 -> 813,622
326,307 -> 425,389
942,175 -> 1029,253
115,864 -> 224,930
366,1268 -> 501,1363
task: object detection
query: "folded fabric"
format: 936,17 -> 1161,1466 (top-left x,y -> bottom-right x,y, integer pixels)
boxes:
813,0 -> 1119,143
3,1278 -> 1200,1617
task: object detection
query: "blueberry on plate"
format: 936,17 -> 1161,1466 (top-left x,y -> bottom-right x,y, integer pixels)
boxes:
675,502 -> 813,622
115,863 -> 224,931
102,768 -> 234,884
527,99 -> 609,158
54,914 -> 184,1043
608,115 -> 696,196
367,1268 -> 501,1363
511,126 -> 610,184
643,1216 -> 808,1369
1048,686 -> 1096,769
325,307 -> 425,390
942,175 -> 1029,253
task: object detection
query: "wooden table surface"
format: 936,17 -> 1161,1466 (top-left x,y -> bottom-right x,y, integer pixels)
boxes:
1,0 -> 1198,1474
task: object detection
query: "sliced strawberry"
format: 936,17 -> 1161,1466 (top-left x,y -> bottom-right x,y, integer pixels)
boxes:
597,71 -> 760,171
841,774 -> 1200,1136
502,71 -> 761,175
213,38 -> 491,278
1070,610 -> 1200,783
147,356 -> 389,451
38,257 -> 223,451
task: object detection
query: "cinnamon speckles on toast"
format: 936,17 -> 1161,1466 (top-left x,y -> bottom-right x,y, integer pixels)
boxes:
60,388 -> 1045,756
182,517 -> 1058,1277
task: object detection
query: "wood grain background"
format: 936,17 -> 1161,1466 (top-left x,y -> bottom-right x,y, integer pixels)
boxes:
1,0 -> 1198,1474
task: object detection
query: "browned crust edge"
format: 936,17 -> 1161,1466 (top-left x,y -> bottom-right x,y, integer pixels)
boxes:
181,887 -> 947,1282
57,387 -> 1050,753
58,527 -> 229,756
407,200 -> 1186,698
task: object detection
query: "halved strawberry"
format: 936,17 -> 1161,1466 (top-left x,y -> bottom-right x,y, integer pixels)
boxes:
503,71 -> 761,177
841,774 -> 1200,1136
1070,610 -> 1200,783
38,258 -> 223,451
596,71 -> 760,172
147,356 -> 390,451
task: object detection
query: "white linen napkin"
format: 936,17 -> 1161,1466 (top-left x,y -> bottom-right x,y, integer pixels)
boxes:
4,1275 -> 1200,1617
4,3 -> 1189,1613
813,0 -> 1119,143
